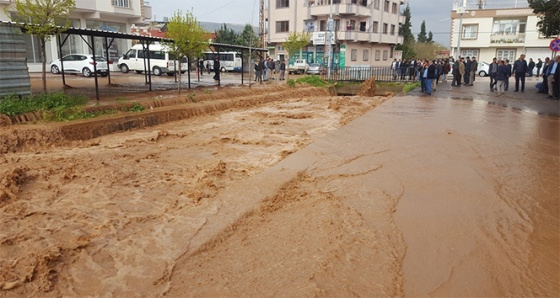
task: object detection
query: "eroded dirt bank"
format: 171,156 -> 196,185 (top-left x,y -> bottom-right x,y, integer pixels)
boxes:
0,86 -> 393,296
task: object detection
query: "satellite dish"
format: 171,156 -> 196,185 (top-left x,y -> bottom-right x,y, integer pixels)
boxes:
470,11 -> 476,16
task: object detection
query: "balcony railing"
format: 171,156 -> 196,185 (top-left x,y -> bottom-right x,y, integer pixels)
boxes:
321,66 -> 419,82
490,33 -> 525,44
306,0 -> 370,17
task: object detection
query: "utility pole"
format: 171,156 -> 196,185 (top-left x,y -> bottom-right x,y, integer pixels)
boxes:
327,0 -> 333,79
259,0 -> 265,48
455,0 -> 467,59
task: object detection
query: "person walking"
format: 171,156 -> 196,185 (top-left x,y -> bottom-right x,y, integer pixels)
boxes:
489,58 -> 498,91
198,58 -> 204,76
527,58 -> 535,77
541,57 -> 551,94
425,60 -> 436,95
496,60 -> 510,96
513,54 -> 528,92
213,56 -> 220,82
536,58 -> 543,77
469,57 -> 478,86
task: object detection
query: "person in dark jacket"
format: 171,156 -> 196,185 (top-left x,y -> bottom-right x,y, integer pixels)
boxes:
527,58 -> 535,77
425,60 -> 437,95
279,60 -> 286,80
464,57 -> 471,85
513,54 -> 528,92
469,57 -> 478,85
540,57 -> 550,94
504,59 -> 512,91
489,58 -> 498,91
536,58 -> 543,76
213,57 -> 220,81
496,60 -> 511,96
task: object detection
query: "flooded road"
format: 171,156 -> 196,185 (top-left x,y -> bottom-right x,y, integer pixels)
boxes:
1,81 -> 558,296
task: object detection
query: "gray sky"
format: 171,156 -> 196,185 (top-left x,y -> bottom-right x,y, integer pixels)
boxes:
150,0 -> 529,48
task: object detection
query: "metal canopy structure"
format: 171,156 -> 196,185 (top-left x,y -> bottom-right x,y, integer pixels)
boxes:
2,21 -> 269,99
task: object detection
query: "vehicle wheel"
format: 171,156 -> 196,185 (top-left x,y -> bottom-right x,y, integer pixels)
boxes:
101,73 -> 108,77
135,70 -> 142,74
220,67 -> 226,72
167,72 -> 175,76
479,70 -> 487,77
51,65 -> 60,74
120,64 -> 129,73
153,66 -> 162,76
82,67 -> 92,77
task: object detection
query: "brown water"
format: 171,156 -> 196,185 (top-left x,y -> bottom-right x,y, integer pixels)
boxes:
1,90 -> 558,296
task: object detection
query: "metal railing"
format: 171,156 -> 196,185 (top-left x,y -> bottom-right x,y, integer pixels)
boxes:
321,66 -> 419,82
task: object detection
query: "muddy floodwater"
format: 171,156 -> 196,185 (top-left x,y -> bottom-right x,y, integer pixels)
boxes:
0,83 -> 559,296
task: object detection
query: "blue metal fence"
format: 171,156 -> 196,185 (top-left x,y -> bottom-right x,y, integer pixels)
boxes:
321,67 -> 418,82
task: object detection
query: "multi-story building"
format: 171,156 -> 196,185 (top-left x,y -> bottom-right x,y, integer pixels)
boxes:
266,0 -> 404,68
450,5 -> 559,64
0,0 -> 152,71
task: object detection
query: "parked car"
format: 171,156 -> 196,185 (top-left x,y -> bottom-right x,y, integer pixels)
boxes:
306,63 -> 322,75
118,43 -> 187,76
50,54 -> 108,77
288,59 -> 309,74
477,61 -> 490,77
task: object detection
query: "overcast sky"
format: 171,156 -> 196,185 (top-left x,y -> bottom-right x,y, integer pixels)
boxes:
150,0 -> 528,47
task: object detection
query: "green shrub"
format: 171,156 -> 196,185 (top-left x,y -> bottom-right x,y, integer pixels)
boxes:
403,82 -> 421,93
295,75 -> 327,87
286,79 -> 296,87
0,92 -> 88,117
129,102 -> 145,112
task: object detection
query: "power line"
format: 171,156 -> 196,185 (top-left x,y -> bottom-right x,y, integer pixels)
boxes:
198,0 -> 237,17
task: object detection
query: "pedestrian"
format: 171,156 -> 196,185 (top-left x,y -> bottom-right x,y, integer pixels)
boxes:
198,58 -> 204,76
504,59 -> 512,91
536,58 -> 543,77
213,56 -> 220,81
553,55 -> 560,99
391,58 -> 398,80
541,57 -> 551,94
254,60 -> 262,82
425,60 -> 436,95
469,57 -> 478,86
513,54 -> 528,92
464,57 -> 471,85
451,59 -> 460,86
442,59 -> 450,82
527,58 -> 535,77
279,60 -> 286,80
489,58 -> 498,91
496,60 -> 510,96
206,60 -> 211,74
547,55 -> 559,99
275,60 -> 280,79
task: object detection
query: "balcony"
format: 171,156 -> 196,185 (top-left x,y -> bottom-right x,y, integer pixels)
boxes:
337,30 -> 371,42
307,0 -> 370,17
490,32 -> 525,45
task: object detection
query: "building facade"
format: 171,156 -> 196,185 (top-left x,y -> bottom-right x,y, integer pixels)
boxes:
450,6 -> 559,64
266,0 -> 404,68
0,0 -> 152,72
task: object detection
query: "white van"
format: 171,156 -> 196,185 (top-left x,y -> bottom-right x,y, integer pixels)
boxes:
117,43 -> 188,76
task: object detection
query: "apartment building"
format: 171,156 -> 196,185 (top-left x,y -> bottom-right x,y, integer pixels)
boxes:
450,6 -> 559,64
0,0 -> 152,71
266,0 -> 404,68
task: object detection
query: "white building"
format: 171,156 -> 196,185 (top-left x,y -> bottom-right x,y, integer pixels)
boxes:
0,0 -> 152,72
266,0 -> 404,68
450,6 -> 559,64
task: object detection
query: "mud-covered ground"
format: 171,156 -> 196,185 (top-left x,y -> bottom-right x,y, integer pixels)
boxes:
0,85 -> 392,296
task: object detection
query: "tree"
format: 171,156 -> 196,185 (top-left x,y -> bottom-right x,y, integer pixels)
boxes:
6,0 -> 76,93
427,31 -> 433,43
239,24 -> 260,48
283,31 -> 310,78
166,10 -> 210,92
417,21 -> 427,43
397,4 -> 415,59
528,0 -> 560,37
214,24 -> 239,45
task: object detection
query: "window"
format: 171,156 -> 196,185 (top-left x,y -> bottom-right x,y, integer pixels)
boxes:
351,49 -> 357,61
462,24 -> 478,39
112,0 -> 130,8
375,50 -> 381,61
360,22 -> 366,32
383,23 -> 388,34
383,50 -> 388,61
276,21 -> 289,33
335,19 -> 341,31
320,20 -> 326,31
492,19 -> 526,35
391,25 -> 396,35
496,49 -> 516,61
372,21 -> 379,33
363,49 -> 369,61
276,0 -> 289,8
384,0 -> 390,12
392,2 -> 398,14
460,49 -> 479,58
373,0 -> 380,9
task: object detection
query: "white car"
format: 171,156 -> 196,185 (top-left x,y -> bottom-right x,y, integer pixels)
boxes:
477,61 -> 490,77
50,54 -> 109,77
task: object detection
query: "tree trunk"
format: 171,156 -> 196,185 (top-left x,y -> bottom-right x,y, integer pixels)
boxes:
40,37 -> 47,93
178,60 -> 182,95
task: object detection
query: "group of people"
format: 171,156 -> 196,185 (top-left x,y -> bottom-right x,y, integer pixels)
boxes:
487,54 -> 560,99
197,57 -> 221,81
254,57 -> 286,83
